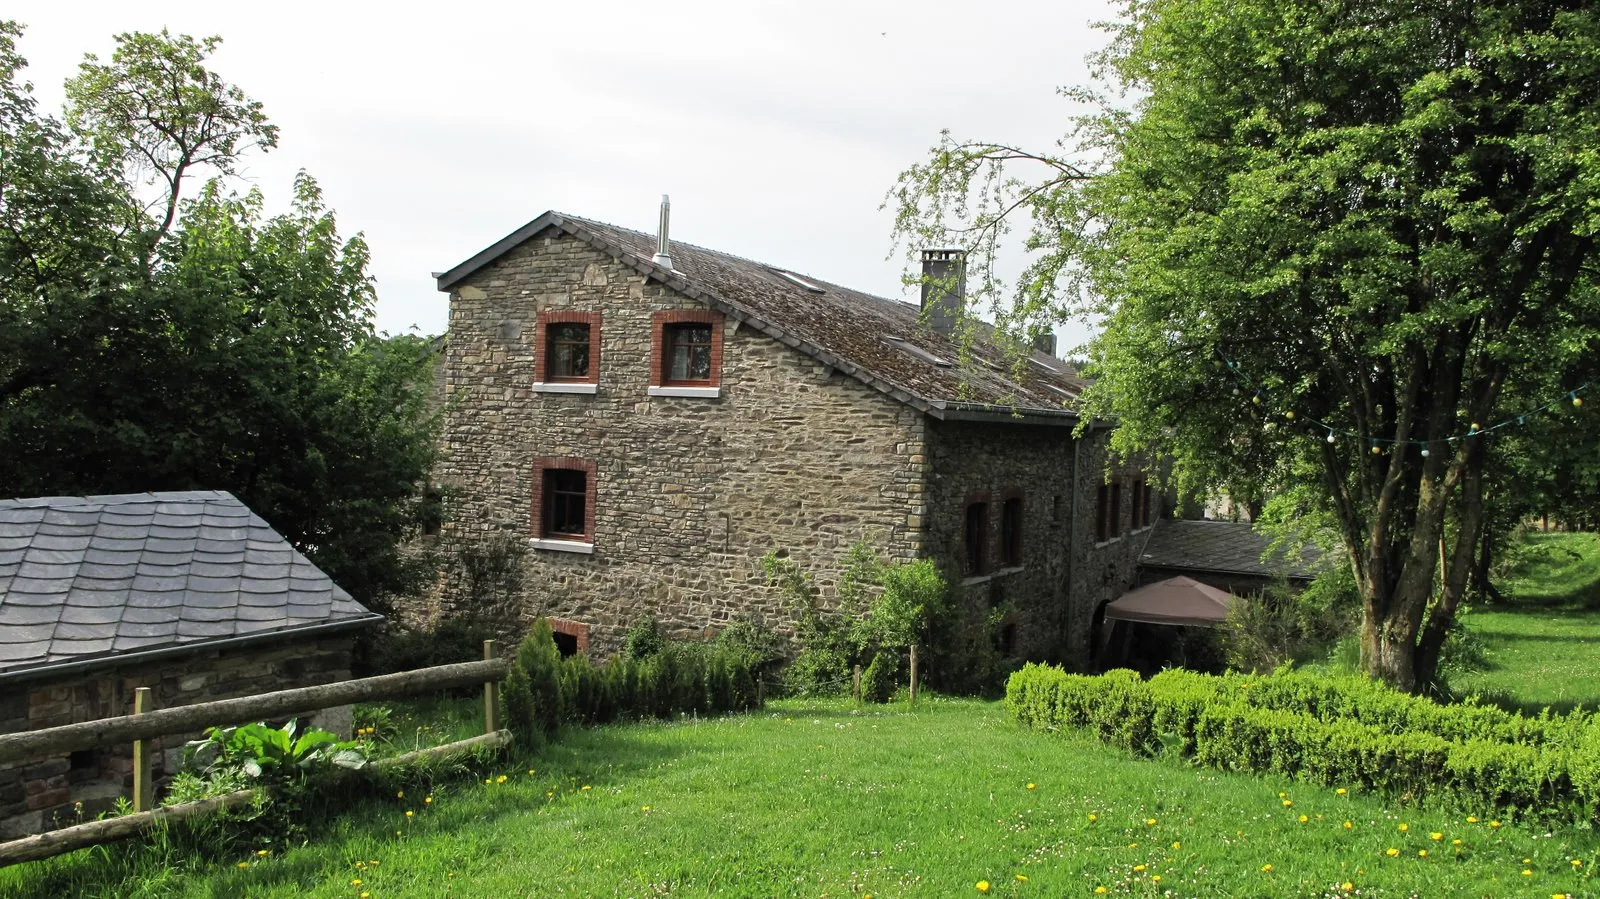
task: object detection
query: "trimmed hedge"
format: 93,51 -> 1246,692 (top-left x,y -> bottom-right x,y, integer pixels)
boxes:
1006,664 -> 1600,820
502,618 -> 763,746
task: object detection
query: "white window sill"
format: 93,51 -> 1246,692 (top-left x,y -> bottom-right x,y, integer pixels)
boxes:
532,382 -> 598,394
960,566 -> 1024,587
530,538 -> 594,554
648,385 -> 721,398
1095,536 -> 1123,549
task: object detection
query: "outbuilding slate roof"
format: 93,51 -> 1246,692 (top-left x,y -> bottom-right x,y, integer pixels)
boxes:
0,491 -> 381,678
1138,519 -> 1324,581
436,211 -> 1088,424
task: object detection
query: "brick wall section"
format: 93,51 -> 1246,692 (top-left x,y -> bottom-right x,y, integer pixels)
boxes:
432,233 -> 926,654
924,418 -> 1147,666
0,635 -> 355,838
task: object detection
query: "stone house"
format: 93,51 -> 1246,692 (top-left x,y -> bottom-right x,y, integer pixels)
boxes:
424,204 -> 1159,666
0,491 -> 380,837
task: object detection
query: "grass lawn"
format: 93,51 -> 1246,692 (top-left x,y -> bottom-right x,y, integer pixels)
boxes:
6,697 -> 1598,898
1451,532 -> 1600,714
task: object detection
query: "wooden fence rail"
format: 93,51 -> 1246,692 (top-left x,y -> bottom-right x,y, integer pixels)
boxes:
0,657 -> 510,766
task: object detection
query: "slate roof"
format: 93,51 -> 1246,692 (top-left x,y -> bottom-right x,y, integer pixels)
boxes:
436,211 -> 1088,425
1138,519 -> 1325,581
0,491 -> 381,679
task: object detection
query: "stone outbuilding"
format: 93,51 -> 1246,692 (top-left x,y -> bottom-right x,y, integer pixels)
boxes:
1135,519 -> 1323,596
423,205 -> 1158,668
0,491 -> 381,837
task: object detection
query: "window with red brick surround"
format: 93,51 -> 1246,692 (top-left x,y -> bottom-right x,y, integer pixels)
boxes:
534,311 -> 602,384
651,309 -> 725,387
548,618 -> 591,655
530,457 -> 598,542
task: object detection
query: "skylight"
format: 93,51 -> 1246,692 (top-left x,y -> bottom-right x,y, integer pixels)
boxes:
770,269 -> 825,293
883,336 -> 953,368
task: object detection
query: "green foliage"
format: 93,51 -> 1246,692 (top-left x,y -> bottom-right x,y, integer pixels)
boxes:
859,651 -> 897,704
889,0 -> 1600,692
0,24 -> 438,613
1007,664 -> 1600,822
763,544 -> 953,696
184,720 -> 367,782
623,618 -> 666,660
500,618 -> 763,739
1219,576 -> 1358,672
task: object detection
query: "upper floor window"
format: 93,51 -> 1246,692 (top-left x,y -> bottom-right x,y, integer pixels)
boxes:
964,501 -> 988,575
534,311 -> 601,390
1000,495 -> 1023,566
664,323 -> 714,383
1096,482 -> 1123,543
547,323 -> 592,381
650,309 -> 725,396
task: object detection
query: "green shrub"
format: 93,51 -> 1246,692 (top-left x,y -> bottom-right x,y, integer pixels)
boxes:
1005,664 -> 1599,823
860,651 -> 896,703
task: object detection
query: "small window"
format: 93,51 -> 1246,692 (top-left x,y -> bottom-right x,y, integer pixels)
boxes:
1000,497 -> 1023,566
543,468 -> 588,539
1095,484 -> 1110,542
964,502 -> 988,575
664,324 -> 714,384
546,323 -> 591,380
1111,482 -> 1124,537
1051,494 -> 1063,525
420,485 -> 444,537
552,631 -> 579,657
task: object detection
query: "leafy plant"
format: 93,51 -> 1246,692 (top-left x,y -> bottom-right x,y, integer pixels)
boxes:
184,720 -> 366,781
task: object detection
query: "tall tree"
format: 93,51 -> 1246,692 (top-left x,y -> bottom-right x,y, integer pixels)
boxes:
889,0 -> 1600,691
0,24 -> 436,609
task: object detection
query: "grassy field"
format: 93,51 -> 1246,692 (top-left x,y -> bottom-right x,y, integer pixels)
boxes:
7,696 -> 1599,898
1451,531 -> 1600,713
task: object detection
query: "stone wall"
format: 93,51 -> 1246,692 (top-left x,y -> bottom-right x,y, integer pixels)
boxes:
433,232 -> 926,654
0,635 -> 355,838
923,419 -> 1149,666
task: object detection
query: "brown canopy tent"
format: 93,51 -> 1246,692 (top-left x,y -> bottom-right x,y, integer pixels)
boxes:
1102,576 -> 1238,627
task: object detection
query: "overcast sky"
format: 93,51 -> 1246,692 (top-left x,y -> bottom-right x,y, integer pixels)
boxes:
12,0 -> 1113,351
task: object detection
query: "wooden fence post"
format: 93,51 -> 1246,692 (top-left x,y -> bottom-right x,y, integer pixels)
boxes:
908,645 -> 918,707
756,677 -> 765,707
852,665 -> 862,704
483,640 -> 500,736
131,688 -> 153,814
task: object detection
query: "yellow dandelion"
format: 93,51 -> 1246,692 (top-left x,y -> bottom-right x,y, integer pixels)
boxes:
1490,820 -> 1502,829
496,775 -> 508,784
581,785 -> 592,791
1418,850 -> 1428,858
976,881 -> 990,893
1344,821 -> 1353,830
1283,799 -> 1293,808
1015,874 -> 1028,882
1151,875 -> 1160,884
396,790 -> 404,799
424,796 -> 432,805
370,860 -> 379,866
1171,841 -> 1181,850
1573,859 -> 1584,868
256,849 -> 270,857
1145,818 -> 1157,826
1336,788 -> 1347,796
1298,815 -> 1309,824
1430,832 -> 1442,841
1467,816 -> 1479,823
1279,792 -> 1287,799
1133,864 -> 1146,873
404,810 -> 413,818
361,894 -> 370,899
1526,858 -> 1533,864
1523,869 -> 1533,877
528,769 -> 536,775
484,779 -> 491,785
351,879 -> 363,886
1398,823 -> 1408,832
1026,783 -> 1036,790
1095,888 -> 1108,895
236,862 -> 249,869
1128,843 -> 1139,849
1341,883 -> 1353,892
1385,848 -> 1400,857
1261,864 -> 1273,873
1453,839 -> 1463,846
642,806 -> 651,812
1088,813 -> 1098,822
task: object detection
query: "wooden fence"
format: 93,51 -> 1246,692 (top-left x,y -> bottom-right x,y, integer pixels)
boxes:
0,641 -> 512,869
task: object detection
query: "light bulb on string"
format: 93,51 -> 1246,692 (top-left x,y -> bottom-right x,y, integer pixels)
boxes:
1326,430 -> 1337,444
1574,392 -> 1584,408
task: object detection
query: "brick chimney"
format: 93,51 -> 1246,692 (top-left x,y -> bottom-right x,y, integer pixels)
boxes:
920,249 -> 966,336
